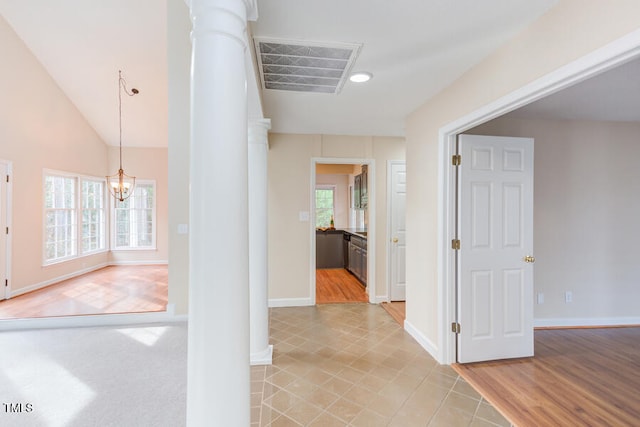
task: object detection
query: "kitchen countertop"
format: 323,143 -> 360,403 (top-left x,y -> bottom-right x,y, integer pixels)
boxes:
315,228 -> 368,239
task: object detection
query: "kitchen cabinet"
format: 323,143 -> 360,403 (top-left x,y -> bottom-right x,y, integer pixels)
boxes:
347,234 -> 367,286
316,230 -> 344,268
353,165 -> 368,210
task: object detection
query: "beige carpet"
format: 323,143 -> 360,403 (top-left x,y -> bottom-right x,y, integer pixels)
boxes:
0,322 -> 187,426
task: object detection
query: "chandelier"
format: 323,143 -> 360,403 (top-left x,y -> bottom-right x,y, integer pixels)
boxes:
107,70 -> 138,202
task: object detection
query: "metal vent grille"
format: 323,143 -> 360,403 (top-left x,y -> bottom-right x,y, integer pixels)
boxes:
254,38 -> 362,94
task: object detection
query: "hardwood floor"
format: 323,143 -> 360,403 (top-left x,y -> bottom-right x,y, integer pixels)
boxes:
381,301 -> 406,326
0,265 -> 168,319
316,268 -> 368,303
453,327 -> 640,426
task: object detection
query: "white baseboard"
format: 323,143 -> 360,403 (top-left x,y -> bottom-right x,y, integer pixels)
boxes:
404,319 -> 440,362
0,303 -> 186,331
268,298 -> 313,308
10,262 -> 110,298
250,345 -> 273,366
374,296 -> 389,303
108,260 -> 169,266
534,317 -> 640,328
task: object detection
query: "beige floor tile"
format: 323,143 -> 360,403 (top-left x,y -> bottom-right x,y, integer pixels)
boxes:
269,413 -> 302,427
342,383 -> 376,407
350,408 -> 391,427
475,400 -> 511,426
442,391 -> 481,415
452,378 -> 482,400
327,397 -> 364,423
265,389 -> 303,414
283,399 -> 324,425
282,376 -> 318,399
303,367 -> 334,386
258,305 -> 505,427
367,392 -> 406,418
321,376 -> 353,396
304,387 -> 340,410
428,405 -> 474,427
307,411 -> 347,427
356,372 -> 389,392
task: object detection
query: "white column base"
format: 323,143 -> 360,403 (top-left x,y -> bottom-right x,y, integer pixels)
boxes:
250,345 -> 273,366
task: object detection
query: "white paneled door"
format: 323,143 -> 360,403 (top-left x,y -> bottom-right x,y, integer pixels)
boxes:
389,161 -> 406,301
457,135 -> 534,363
0,161 -> 8,300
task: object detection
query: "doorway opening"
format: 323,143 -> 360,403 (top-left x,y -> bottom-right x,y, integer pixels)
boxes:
438,36 -> 640,365
311,158 -> 375,305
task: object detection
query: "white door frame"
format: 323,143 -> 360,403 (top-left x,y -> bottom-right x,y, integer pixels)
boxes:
310,157 -> 376,305
0,159 -> 12,300
387,160 -> 405,302
437,31 -> 640,364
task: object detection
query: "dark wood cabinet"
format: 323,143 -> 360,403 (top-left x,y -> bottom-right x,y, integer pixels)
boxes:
347,234 -> 367,286
316,230 -> 344,268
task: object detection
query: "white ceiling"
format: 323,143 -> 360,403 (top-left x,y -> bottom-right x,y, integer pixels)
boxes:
0,0 -> 167,148
4,0 -> 639,149
250,0 -> 559,136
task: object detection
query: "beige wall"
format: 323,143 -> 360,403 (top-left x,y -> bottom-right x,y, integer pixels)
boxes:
0,14 -> 169,297
468,117 -> 640,323
108,147 -> 169,265
0,15 -> 110,294
405,0 -> 640,357
166,0 -> 191,314
268,133 -> 405,304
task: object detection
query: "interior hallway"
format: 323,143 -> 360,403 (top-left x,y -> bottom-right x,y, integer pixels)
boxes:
0,265 -> 168,319
253,304 -> 507,426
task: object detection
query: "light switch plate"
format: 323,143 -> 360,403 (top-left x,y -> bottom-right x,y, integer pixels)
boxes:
299,211 -> 310,222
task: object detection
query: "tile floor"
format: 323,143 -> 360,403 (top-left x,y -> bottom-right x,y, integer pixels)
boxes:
250,304 -> 510,427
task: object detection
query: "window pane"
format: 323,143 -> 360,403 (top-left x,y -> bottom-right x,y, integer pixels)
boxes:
44,175 -> 77,262
113,182 -> 155,249
315,188 -> 335,228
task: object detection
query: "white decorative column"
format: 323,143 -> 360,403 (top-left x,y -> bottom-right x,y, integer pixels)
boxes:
249,118 -> 272,365
187,0 -> 255,425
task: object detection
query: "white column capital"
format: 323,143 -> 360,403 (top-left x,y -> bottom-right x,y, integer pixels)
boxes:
190,0 -> 249,49
248,118 -> 271,146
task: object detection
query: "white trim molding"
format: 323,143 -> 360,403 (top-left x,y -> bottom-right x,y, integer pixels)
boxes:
268,298 -> 313,308
534,317 -> 640,329
404,320 -> 439,361
0,303 -> 187,332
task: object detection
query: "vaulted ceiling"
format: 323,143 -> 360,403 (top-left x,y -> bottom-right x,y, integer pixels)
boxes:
3,0 -> 640,149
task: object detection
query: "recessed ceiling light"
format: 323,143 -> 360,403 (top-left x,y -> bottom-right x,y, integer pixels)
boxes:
349,72 -> 372,83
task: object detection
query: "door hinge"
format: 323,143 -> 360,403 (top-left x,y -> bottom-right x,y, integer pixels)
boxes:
451,239 -> 460,250
4,279 -> 7,287
5,175 -> 9,183
451,322 -> 461,334
452,154 -> 461,166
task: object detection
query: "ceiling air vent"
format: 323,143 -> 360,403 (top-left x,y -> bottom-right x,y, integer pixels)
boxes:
253,38 -> 362,94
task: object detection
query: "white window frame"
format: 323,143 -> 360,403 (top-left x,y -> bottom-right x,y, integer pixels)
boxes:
43,170 -> 108,266
315,184 -> 336,228
110,180 -> 157,251
80,178 -> 107,256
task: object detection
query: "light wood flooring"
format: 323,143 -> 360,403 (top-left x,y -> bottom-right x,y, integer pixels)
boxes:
315,268 -> 368,304
380,301 -> 406,326
0,265 -> 168,319
453,327 -> 640,426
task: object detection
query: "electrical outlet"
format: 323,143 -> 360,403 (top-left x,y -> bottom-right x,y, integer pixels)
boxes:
565,291 -> 573,303
537,293 -> 544,304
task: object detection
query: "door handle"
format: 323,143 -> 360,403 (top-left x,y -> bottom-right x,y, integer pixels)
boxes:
523,255 -> 536,263
392,237 -> 399,243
